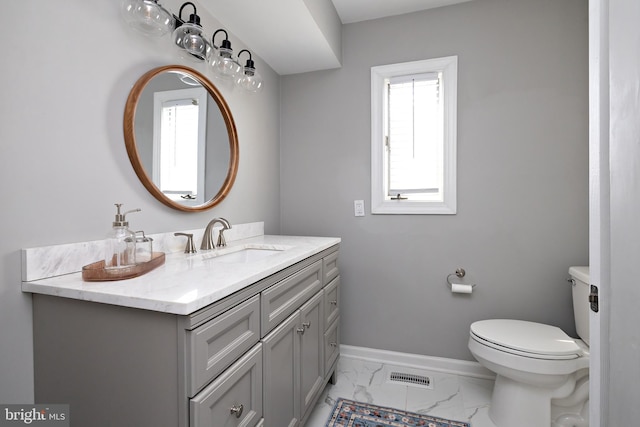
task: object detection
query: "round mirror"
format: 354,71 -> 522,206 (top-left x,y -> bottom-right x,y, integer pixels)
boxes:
123,65 -> 239,212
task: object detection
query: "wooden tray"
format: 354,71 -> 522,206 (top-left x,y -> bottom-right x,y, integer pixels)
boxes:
82,252 -> 166,282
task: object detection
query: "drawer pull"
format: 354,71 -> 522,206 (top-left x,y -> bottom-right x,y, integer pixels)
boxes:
296,327 -> 305,334
330,300 -> 338,305
330,342 -> 337,347
302,322 -> 311,329
230,404 -> 244,418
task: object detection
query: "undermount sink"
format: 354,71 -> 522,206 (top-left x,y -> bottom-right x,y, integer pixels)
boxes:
201,245 -> 289,264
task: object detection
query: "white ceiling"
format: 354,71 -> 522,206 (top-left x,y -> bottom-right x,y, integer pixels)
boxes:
201,0 -> 472,75
331,0 -> 473,24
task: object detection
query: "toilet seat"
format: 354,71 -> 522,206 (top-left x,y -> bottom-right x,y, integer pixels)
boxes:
470,319 -> 583,360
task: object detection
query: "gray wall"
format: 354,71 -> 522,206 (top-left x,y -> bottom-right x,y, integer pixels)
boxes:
280,0 -> 589,360
0,0 -> 281,402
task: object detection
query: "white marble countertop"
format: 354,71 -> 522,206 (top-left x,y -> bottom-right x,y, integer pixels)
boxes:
22,234 -> 340,315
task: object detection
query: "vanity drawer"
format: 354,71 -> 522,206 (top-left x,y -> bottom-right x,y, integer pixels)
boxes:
190,343 -> 263,427
323,276 -> 340,329
322,251 -> 339,285
261,260 -> 323,336
187,295 -> 260,397
324,317 -> 340,375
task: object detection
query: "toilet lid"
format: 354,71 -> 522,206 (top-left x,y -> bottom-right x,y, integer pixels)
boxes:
470,319 -> 581,357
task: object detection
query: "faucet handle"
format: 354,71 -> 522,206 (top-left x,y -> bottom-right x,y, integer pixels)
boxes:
217,229 -> 228,247
174,233 -> 197,254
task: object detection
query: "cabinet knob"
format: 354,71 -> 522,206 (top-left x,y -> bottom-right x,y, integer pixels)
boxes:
297,327 -> 306,334
230,404 -> 244,418
302,322 -> 311,329
330,342 -> 338,347
330,300 -> 338,305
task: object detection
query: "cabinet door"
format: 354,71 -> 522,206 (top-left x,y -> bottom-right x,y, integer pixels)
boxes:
324,317 -> 340,375
262,312 -> 300,427
299,290 -> 325,420
190,344 -> 263,427
323,276 -> 340,330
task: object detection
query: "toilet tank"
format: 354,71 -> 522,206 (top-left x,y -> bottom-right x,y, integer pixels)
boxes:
569,266 -> 590,345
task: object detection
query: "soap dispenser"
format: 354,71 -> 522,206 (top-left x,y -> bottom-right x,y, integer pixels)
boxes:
105,204 -> 141,269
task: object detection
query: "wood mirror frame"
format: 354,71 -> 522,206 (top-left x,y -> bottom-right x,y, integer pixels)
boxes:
123,65 -> 239,212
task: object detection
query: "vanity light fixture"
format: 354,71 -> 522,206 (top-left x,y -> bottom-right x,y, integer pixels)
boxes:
121,0 -> 174,37
120,1 -> 264,92
171,2 -> 211,61
236,50 -> 264,93
210,29 -> 242,80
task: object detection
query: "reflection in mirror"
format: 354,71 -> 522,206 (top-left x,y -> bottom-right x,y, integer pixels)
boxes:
153,86 -> 207,205
124,65 -> 238,212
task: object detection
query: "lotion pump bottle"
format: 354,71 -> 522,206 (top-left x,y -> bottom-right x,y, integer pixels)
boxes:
105,204 -> 141,269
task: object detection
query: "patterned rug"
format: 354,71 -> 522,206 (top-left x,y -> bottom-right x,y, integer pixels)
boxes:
324,398 -> 470,427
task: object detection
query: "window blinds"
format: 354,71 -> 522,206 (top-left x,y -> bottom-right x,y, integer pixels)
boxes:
386,72 -> 443,196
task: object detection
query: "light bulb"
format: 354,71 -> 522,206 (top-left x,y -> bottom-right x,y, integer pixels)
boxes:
121,0 -> 173,37
172,23 -> 210,61
183,33 -> 205,56
237,68 -> 263,93
210,47 -> 241,79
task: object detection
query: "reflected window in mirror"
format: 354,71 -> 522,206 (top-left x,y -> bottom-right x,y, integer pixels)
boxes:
153,87 -> 207,206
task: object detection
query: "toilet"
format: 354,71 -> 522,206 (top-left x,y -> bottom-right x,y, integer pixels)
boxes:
468,267 -> 590,427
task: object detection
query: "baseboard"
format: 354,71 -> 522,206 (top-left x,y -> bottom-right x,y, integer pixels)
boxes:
340,344 -> 495,380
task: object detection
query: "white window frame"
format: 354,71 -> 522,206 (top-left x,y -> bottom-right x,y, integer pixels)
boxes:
371,56 -> 458,214
152,87 -> 207,206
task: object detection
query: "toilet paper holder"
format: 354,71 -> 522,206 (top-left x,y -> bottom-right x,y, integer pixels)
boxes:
446,268 -> 477,290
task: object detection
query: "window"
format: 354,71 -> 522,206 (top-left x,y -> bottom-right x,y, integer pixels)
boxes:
153,88 -> 207,206
371,56 -> 457,214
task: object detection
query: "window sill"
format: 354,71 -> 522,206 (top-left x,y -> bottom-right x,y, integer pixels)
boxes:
371,200 -> 457,215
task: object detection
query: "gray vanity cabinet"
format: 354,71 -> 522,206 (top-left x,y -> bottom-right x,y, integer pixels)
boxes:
31,245 -> 339,427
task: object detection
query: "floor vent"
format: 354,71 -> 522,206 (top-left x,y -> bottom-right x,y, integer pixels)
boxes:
386,369 -> 433,390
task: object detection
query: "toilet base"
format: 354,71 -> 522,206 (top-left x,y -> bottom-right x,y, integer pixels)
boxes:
488,373 -> 589,427
489,375 -> 554,427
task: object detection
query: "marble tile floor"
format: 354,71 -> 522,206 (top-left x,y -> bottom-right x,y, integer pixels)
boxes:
305,355 -> 497,427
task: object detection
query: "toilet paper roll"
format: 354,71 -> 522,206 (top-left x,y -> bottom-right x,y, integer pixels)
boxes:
451,283 -> 473,294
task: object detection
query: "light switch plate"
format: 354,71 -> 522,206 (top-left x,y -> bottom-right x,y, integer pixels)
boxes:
354,200 -> 365,217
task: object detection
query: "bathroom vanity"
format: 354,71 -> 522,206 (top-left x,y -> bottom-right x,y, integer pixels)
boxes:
22,227 -> 340,427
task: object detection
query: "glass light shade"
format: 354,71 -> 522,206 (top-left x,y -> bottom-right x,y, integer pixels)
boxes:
236,68 -> 264,93
121,0 -> 174,37
210,47 -> 241,79
172,23 -> 211,61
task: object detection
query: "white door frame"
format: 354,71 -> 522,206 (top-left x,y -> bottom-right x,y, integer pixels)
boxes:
588,0 -> 609,425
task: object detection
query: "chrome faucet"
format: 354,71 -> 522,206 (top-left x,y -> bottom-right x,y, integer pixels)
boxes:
201,217 -> 232,250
